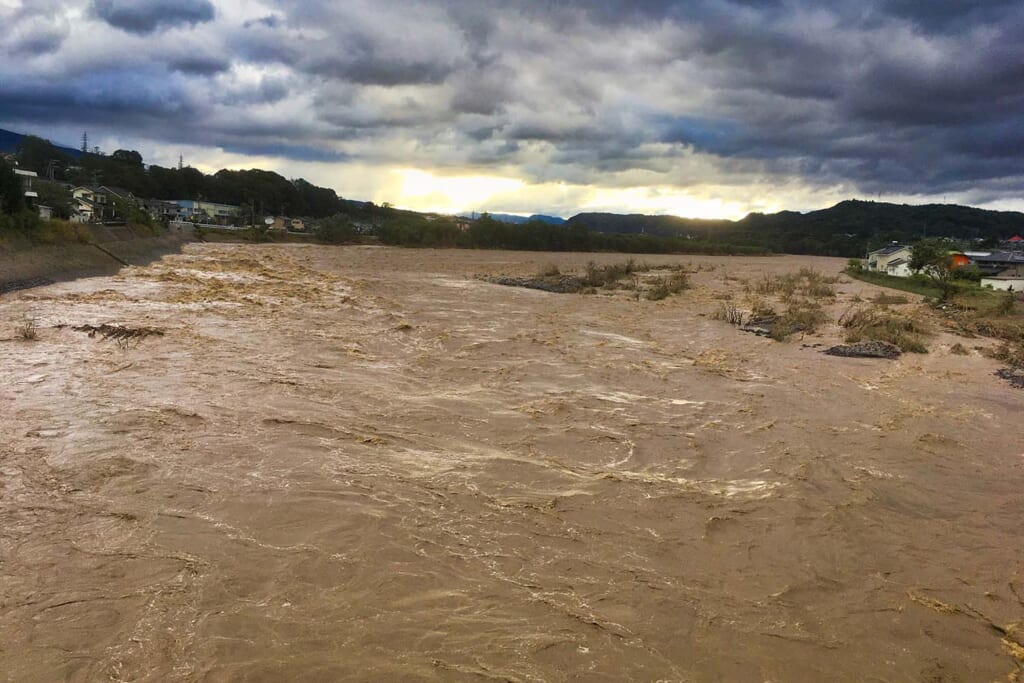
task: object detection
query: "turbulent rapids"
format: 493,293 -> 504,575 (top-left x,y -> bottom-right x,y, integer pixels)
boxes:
1,244 -> 1022,681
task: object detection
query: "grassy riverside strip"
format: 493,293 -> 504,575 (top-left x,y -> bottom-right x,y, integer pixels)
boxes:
846,267 -> 944,298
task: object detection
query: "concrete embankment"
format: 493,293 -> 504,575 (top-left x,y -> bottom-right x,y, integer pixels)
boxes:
0,223 -> 194,293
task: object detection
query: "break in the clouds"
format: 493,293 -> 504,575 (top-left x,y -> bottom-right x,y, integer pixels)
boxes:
1,0 -> 1023,217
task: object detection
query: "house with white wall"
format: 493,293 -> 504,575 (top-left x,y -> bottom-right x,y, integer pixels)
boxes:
71,186 -> 111,222
982,265 -> 1024,291
885,257 -> 913,277
14,168 -> 38,202
867,245 -> 912,274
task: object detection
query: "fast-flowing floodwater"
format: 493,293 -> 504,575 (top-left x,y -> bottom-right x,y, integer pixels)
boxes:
2,244 -> 1022,681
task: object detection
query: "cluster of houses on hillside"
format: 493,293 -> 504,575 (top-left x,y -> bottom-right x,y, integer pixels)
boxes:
867,238 -> 1024,291
8,167 -> 320,232
68,186 -> 246,226
8,166 -> 245,226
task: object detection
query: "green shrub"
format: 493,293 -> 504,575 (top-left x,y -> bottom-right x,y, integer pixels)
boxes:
315,215 -> 357,244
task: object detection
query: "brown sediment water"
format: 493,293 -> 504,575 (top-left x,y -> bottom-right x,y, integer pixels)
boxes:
1,244 -> 1022,681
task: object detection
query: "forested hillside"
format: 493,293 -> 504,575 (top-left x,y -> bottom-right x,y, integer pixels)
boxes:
569,200 -> 1024,256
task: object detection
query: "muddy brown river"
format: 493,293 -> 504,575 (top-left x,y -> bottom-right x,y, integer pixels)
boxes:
2,244 -> 1022,682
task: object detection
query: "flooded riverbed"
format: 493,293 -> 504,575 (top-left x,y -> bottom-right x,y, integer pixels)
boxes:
2,244 -> 1022,681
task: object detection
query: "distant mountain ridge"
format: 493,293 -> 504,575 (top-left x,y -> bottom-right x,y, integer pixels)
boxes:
566,212 -> 730,237
568,200 -> 1024,256
0,128 -> 82,159
460,212 -> 565,225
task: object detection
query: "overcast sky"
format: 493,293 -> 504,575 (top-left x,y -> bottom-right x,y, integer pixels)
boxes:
2,0 -> 1022,218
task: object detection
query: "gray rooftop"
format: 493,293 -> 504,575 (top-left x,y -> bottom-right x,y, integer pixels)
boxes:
870,244 -> 908,256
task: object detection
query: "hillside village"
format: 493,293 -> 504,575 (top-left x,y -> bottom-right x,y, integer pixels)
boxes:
1,146 -> 370,235
867,239 -> 1024,291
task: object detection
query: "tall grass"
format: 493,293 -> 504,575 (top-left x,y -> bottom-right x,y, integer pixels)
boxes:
839,306 -> 930,353
15,314 -> 39,341
770,300 -> 830,340
750,268 -> 838,301
985,343 -> 1024,368
712,302 -> 746,326
646,271 -> 690,300
583,259 -> 647,287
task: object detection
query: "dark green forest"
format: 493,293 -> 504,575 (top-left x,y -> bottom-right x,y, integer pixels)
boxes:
377,213 -> 769,255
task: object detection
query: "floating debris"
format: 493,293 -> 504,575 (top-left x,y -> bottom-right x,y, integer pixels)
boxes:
485,275 -> 585,294
740,315 -> 779,337
824,341 -> 902,359
995,367 -> 1024,389
60,323 -> 165,343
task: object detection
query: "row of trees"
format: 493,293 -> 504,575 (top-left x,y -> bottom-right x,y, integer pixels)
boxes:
377,213 -> 770,255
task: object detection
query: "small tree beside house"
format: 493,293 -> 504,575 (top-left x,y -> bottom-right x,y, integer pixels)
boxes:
910,238 -> 957,300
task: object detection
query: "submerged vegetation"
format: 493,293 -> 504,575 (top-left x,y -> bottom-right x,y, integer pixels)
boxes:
845,258 -> 1024,361
839,306 -> 931,353
749,267 -> 839,301
715,268 -> 838,341
487,260 -> 690,301
708,263 -> 1022,358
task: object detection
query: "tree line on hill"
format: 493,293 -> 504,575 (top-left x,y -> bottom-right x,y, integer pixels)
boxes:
9,134 -> 366,219
569,200 -> 1024,257
376,213 -> 769,255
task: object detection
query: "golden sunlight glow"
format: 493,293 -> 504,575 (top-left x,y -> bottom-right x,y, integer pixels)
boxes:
392,169 -> 525,214
581,187 -> 748,221
384,169 -> 759,220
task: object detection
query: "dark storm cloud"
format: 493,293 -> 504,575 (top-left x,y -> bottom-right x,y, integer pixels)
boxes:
244,15 -> 283,29
93,0 -> 215,35
1,3 -> 69,57
168,55 -> 230,76
306,51 -> 455,87
3,0 -> 1024,206
877,0 -> 1023,30
0,69 -> 196,120
215,141 -> 350,163
10,27 -> 67,56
